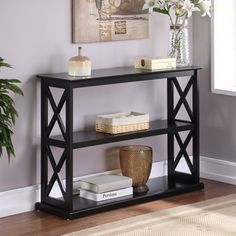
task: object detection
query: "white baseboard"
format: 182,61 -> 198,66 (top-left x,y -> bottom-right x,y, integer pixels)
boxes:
0,185 -> 39,218
1,157 -> 236,218
200,156 -> 236,185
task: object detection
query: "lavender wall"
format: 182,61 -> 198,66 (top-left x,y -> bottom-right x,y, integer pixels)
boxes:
193,15 -> 236,163
0,0 -> 173,191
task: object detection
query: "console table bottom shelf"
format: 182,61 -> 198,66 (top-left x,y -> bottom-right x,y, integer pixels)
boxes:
35,176 -> 204,219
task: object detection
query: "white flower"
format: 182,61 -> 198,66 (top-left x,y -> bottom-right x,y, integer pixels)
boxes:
142,0 -> 211,27
182,0 -> 200,18
171,1 -> 184,17
168,0 -> 180,4
142,0 -> 158,11
199,0 -> 211,17
156,0 -> 166,9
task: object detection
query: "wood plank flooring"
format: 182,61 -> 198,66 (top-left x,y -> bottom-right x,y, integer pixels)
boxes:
1,179 -> 236,236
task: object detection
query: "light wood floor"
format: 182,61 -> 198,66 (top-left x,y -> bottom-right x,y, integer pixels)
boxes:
1,179 -> 236,236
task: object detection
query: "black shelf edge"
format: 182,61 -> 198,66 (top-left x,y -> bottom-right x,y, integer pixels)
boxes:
37,66 -> 202,88
35,176 -> 204,219
48,120 -> 194,149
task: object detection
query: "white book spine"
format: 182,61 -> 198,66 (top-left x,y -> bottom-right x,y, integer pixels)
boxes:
78,179 -> 132,193
80,187 -> 133,202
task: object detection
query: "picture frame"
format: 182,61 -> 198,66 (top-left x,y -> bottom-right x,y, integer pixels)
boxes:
72,0 -> 149,43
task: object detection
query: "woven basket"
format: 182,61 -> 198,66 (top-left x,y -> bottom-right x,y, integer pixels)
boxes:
96,112 -> 149,134
96,122 -> 149,134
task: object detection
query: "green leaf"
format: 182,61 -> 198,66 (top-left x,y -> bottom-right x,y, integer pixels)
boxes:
153,7 -> 169,15
0,58 -> 13,69
0,58 -> 23,161
0,82 -> 23,95
0,79 -> 21,84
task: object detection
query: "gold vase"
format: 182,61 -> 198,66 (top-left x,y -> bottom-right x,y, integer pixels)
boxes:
120,145 -> 152,193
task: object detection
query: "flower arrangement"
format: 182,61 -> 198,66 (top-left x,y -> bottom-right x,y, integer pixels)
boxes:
143,0 -> 211,23
143,0 -> 211,65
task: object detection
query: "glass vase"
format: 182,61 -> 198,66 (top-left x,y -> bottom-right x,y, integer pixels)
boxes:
168,23 -> 190,67
120,145 -> 152,193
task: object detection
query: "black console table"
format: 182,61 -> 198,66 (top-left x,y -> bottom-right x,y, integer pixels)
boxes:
36,66 -> 204,219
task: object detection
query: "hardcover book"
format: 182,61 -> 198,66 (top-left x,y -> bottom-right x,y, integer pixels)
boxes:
77,174 -> 132,193
80,187 -> 133,202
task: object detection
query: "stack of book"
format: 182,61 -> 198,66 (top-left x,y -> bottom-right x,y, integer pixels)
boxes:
76,174 -> 133,202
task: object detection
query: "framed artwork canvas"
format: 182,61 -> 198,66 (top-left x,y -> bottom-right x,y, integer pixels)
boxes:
72,0 -> 149,43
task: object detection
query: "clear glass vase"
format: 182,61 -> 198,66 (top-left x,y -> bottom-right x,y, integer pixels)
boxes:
168,23 -> 190,67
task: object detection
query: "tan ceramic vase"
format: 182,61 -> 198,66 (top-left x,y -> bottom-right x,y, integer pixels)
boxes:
68,47 -> 91,77
120,145 -> 152,193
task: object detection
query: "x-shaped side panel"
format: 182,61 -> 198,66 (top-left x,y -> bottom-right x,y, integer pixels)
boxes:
173,131 -> 194,174
46,87 -> 66,140
173,77 -> 193,121
46,145 -> 66,200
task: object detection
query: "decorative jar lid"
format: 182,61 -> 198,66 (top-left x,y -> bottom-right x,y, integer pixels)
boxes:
69,47 -> 90,62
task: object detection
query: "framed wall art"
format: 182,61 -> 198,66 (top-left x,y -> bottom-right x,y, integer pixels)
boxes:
72,0 -> 149,43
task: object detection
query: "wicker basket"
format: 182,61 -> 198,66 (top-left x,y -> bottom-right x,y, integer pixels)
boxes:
96,112 -> 149,134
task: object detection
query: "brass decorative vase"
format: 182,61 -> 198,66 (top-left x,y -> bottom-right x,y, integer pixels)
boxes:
120,145 -> 152,193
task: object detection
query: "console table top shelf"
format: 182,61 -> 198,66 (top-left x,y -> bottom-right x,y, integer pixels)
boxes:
37,66 -> 201,88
